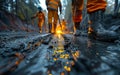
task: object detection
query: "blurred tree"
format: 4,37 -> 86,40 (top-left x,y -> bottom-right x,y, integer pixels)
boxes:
114,0 -> 120,14
64,0 -> 73,29
0,0 -> 39,25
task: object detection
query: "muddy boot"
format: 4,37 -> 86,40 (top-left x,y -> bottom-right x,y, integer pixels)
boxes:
74,22 -> 81,36
48,24 -> 52,33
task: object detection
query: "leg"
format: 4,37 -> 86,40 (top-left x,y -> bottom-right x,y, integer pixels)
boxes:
38,22 -> 42,33
48,10 -> 53,33
53,11 -> 58,33
74,22 -> 80,36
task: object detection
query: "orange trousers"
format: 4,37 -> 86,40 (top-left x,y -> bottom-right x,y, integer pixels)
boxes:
48,9 -> 58,32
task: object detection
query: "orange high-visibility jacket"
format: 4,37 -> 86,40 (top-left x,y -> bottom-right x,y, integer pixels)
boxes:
46,0 -> 62,11
72,0 -> 107,22
87,0 -> 107,13
34,11 -> 45,22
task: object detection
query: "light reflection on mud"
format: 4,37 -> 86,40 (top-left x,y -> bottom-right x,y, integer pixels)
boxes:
47,33 -> 80,75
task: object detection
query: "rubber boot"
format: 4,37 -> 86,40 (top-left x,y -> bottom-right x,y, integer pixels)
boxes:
48,23 -> 52,33
74,22 -> 80,36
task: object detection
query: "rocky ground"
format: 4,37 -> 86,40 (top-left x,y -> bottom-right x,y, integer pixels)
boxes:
0,31 -> 120,75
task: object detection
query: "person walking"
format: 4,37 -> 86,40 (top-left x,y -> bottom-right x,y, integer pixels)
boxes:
72,0 -> 84,36
46,0 -> 62,33
31,7 -> 45,33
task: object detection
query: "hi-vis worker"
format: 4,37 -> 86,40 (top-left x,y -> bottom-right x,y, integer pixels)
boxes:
87,0 -> 107,13
31,7 -> 45,33
72,0 -> 84,36
72,0 -> 107,36
87,0 -> 107,34
46,0 -> 62,33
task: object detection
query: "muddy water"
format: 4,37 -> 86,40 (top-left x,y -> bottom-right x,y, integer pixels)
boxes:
47,34 -> 81,75
10,33 -> 120,75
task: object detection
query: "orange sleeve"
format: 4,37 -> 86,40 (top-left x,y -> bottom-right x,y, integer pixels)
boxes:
87,0 -> 107,13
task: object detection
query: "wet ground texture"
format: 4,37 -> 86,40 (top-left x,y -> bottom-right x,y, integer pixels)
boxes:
0,32 -> 120,75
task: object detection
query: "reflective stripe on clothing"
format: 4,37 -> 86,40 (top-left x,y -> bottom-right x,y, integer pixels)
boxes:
47,0 -> 60,10
87,0 -> 107,13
